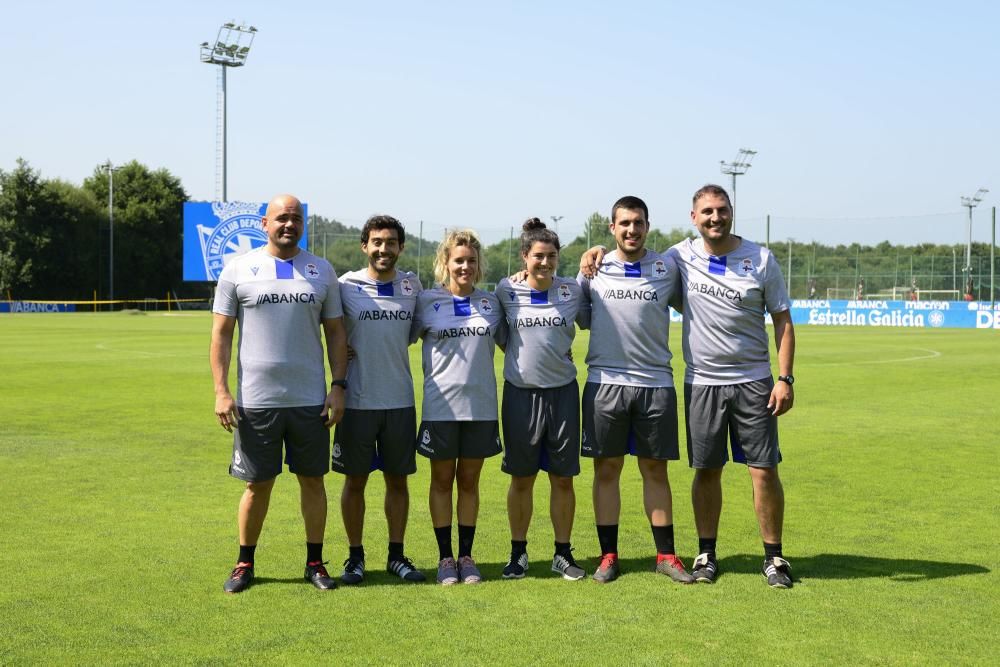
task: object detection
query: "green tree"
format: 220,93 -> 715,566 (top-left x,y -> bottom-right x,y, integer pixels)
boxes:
82,161 -> 188,298
0,159 -> 77,296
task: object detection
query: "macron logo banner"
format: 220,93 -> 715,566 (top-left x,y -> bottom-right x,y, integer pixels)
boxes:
183,201 -> 308,282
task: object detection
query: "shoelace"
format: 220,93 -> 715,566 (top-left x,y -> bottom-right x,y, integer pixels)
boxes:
308,562 -> 331,578
391,557 -> 416,574
230,564 -> 252,579
662,555 -> 685,570
599,554 -> 617,570
343,557 -> 364,573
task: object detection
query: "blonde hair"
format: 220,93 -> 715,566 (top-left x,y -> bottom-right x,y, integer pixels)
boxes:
433,229 -> 485,287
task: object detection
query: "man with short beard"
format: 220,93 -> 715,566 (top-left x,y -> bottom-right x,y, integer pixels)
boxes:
577,196 -> 693,585
333,215 -> 426,584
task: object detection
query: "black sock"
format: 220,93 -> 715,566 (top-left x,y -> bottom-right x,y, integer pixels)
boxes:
457,524 -> 476,558
596,524 -> 619,555
764,542 -> 783,559
554,541 -> 572,557
349,544 -> 365,561
306,542 -> 323,564
511,540 -> 528,556
238,544 -> 256,565
651,524 -> 675,555
699,537 -> 718,558
388,542 -> 404,560
434,526 -> 453,560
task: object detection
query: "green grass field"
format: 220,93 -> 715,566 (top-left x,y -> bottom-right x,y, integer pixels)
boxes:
1,313 -> 997,665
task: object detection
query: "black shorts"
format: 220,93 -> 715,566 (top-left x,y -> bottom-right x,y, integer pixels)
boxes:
332,407 -> 417,476
416,421 -> 502,460
230,406 -> 330,482
581,383 -> 679,460
501,380 -> 580,477
684,379 -> 781,468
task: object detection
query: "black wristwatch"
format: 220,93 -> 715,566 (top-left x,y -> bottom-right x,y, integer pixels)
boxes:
777,375 -> 795,386
331,379 -> 347,390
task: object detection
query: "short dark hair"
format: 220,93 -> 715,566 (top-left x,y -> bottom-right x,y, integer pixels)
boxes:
361,215 -> 406,245
692,184 -> 731,209
611,195 -> 648,224
520,218 -> 561,255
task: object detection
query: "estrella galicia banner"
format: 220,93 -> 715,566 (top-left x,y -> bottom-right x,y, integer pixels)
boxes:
786,300 -> 999,329
183,201 -> 308,281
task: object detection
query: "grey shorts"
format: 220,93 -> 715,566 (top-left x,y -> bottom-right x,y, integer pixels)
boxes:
230,406 -> 330,482
684,379 -> 781,468
332,407 -> 417,476
416,421 -> 503,460
501,380 -> 580,477
581,383 -> 679,460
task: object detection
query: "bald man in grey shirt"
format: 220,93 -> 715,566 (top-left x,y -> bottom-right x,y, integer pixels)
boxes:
211,194 -> 347,594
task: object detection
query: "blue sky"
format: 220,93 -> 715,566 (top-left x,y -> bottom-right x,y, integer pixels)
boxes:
2,1 -> 997,247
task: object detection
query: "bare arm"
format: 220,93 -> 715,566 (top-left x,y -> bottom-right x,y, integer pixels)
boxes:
210,313 -> 239,432
578,245 -> 607,278
322,316 -> 348,427
767,309 -> 795,416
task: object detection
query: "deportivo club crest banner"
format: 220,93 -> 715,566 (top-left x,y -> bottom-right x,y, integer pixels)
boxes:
182,201 -> 308,281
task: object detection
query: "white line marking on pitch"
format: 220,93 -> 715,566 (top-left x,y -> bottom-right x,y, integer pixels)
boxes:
811,348 -> 942,366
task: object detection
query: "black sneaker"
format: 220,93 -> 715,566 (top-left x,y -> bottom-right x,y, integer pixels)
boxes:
763,556 -> 793,589
223,562 -> 254,594
387,555 -> 427,582
305,561 -> 337,590
502,551 -> 529,579
691,553 -> 718,583
340,556 -> 365,585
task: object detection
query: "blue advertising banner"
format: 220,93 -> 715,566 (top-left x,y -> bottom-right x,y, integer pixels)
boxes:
183,201 -> 308,281
786,300 -> 999,330
0,302 -> 76,313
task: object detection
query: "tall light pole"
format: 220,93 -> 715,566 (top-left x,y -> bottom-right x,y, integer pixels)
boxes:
200,22 -> 257,202
101,160 -> 121,308
961,188 -> 988,288
720,148 -> 757,232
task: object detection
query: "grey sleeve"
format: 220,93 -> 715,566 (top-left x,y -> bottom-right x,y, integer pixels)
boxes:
322,267 -> 344,319
762,253 -> 791,314
213,278 -> 238,316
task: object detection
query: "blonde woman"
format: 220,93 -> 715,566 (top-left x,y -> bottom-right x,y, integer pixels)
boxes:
411,230 -> 506,584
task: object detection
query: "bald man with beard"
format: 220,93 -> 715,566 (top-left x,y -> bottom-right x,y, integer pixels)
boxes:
211,194 -> 348,593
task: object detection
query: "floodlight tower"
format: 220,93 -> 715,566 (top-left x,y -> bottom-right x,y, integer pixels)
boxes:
720,148 -> 757,232
101,160 -> 122,306
200,22 -> 257,201
960,187 -> 988,282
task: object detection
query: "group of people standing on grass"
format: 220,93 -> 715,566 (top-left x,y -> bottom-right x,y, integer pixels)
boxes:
210,184 -> 796,594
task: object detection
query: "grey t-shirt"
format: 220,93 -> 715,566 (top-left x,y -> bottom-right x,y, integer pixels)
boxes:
339,269 -> 422,410
411,287 -> 507,421
496,276 -> 582,389
669,237 -> 791,385
213,248 -> 343,408
578,250 -> 679,387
